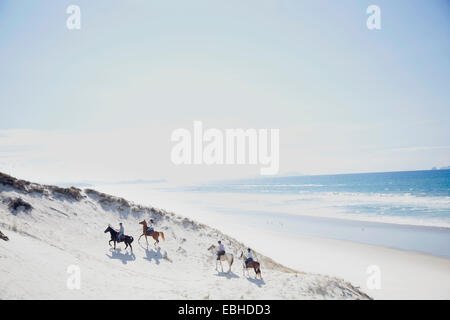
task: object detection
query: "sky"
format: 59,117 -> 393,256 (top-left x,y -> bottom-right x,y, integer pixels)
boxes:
0,0 -> 449,184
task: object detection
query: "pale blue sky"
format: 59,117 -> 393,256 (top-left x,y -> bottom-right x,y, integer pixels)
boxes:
0,0 -> 449,182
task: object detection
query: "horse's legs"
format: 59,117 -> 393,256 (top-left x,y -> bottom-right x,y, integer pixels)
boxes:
126,241 -> 132,252
220,260 -> 224,272
109,240 -> 112,247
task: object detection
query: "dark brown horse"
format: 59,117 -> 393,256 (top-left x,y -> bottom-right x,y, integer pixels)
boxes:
139,220 -> 165,246
240,252 -> 262,279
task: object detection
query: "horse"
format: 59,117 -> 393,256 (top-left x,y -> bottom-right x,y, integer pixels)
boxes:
239,251 -> 262,279
208,244 -> 234,273
104,225 -> 133,252
138,220 -> 165,247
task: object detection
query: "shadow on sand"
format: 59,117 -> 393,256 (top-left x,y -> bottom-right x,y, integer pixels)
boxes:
106,248 -> 136,264
141,244 -> 165,265
246,276 -> 265,287
215,271 -> 240,279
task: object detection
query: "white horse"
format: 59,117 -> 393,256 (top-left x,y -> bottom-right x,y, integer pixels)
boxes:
208,244 -> 234,273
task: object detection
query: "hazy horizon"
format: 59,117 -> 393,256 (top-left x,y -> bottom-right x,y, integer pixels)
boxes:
2,167 -> 450,188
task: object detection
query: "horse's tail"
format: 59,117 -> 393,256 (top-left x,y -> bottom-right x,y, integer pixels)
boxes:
129,236 -> 134,244
230,254 -> 234,267
160,231 -> 165,241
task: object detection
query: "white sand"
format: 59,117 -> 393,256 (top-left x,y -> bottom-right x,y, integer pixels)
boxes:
222,226 -> 450,300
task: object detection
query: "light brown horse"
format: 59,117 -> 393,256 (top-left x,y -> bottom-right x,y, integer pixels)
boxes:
138,220 -> 165,246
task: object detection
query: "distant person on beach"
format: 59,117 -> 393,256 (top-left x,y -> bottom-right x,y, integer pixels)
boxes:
217,240 -> 225,260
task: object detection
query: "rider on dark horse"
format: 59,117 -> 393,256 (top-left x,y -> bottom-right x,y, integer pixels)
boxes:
217,240 -> 225,260
117,223 -> 124,242
146,219 -> 154,235
245,248 -> 254,267
105,224 -> 133,252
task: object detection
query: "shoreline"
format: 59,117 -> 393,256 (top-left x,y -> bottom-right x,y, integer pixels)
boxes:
216,224 -> 450,300
216,209 -> 450,259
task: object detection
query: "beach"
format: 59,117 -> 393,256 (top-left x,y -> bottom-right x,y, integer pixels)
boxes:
218,226 -> 450,300
91,177 -> 450,300
153,205 -> 450,300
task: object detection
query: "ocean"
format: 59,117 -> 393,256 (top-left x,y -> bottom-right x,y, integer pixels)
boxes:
177,169 -> 450,226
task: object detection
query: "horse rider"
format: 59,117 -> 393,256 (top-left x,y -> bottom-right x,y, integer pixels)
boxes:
245,248 -> 254,266
147,219 -> 154,235
118,222 -> 124,242
217,240 -> 225,260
